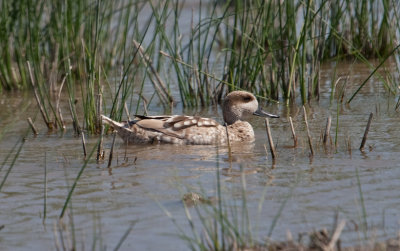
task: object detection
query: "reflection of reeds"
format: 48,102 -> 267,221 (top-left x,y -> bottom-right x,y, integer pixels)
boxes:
54,209 -> 135,251
43,152 -> 47,223
355,168 -> 368,239
59,141 -> 99,218
0,128 -> 29,192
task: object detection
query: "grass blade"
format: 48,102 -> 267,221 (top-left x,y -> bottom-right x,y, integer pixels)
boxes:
113,221 -> 137,251
59,140 -> 99,218
347,43 -> 400,103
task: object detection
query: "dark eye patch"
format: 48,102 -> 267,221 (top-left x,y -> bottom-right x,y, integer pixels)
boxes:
243,95 -> 253,102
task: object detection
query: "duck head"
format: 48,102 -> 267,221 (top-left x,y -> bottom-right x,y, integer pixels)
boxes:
222,91 -> 279,125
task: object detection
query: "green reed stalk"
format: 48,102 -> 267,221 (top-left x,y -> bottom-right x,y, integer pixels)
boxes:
287,31 -> 302,104
147,0 -> 185,106
82,0 -> 102,133
299,0 -> 312,104
1,0 -> 400,109
347,43 -> 400,103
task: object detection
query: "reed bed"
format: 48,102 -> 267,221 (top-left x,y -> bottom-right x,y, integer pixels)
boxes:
1,0 -> 399,135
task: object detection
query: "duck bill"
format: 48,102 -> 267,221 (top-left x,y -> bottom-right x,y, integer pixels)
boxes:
253,107 -> 279,118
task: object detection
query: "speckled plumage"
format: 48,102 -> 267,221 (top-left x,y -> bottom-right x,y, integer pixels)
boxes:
101,91 -> 278,145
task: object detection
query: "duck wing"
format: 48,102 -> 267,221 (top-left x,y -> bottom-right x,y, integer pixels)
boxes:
134,115 -> 172,120
134,115 -> 220,138
135,115 -> 219,129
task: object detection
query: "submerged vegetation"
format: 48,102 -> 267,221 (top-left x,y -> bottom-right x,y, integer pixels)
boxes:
0,0 -> 400,133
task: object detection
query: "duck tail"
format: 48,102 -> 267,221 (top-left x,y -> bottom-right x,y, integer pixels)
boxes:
101,115 -> 126,128
101,115 -> 137,143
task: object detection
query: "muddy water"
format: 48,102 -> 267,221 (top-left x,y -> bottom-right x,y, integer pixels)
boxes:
1,62 -> 400,251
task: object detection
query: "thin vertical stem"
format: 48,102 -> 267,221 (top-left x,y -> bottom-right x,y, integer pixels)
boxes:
27,117 -> 38,135
96,92 -> 103,132
265,118 -> 277,159
81,132 -> 87,158
97,124 -> 104,162
303,106 -> 314,156
289,116 -> 297,147
360,113 -> 373,151
27,61 -> 51,129
323,115 -> 332,145
224,122 -> 232,164
108,131 -> 117,168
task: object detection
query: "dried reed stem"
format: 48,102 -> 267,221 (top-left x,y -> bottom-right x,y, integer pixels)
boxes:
289,116 -> 297,147
265,118 -> 277,159
96,93 -> 102,131
327,220 -> 346,250
124,102 -> 131,121
360,113 -> 373,151
323,115 -> 331,145
347,136 -> 352,156
132,40 -> 174,104
57,219 -> 66,250
27,117 -> 38,135
303,106 -> 314,156
27,61 -> 52,129
68,99 -> 81,134
97,124 -> 105,162
81,132 -> 87,158
108,131 -> 117,168
224,122 -> 232,162
58,107 -> 65,131
56,74 -> 67,130
53,221 -> 61,251
140,94 -> 149,116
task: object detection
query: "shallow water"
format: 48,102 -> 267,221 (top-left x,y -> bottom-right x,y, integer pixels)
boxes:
1,60 -> 400,250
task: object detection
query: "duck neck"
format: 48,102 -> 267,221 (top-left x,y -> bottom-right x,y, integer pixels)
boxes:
223,111 -> 239,125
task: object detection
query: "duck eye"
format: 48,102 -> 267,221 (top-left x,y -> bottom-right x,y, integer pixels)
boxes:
243,96 -> 252,102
